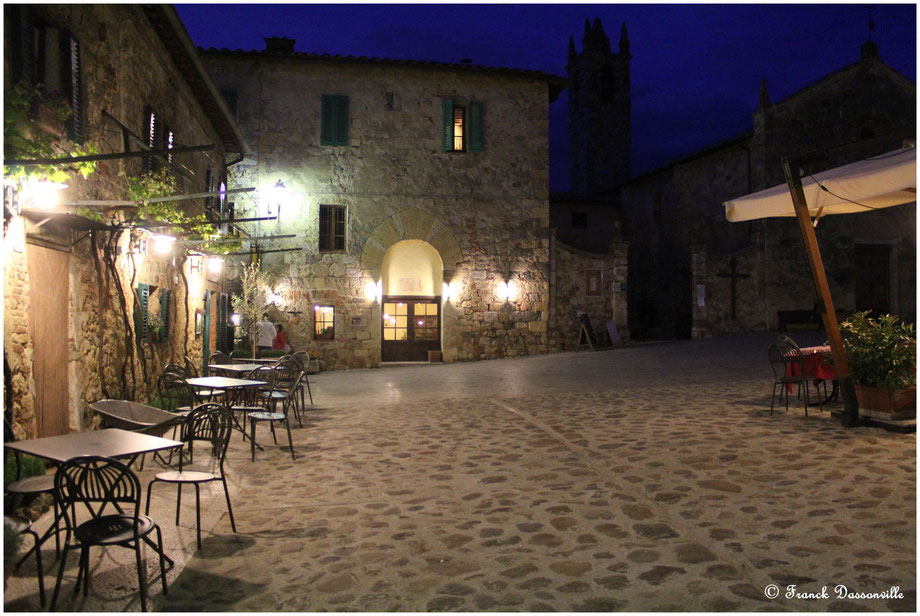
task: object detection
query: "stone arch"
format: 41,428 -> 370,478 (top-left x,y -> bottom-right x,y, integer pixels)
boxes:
361,207 -> 462,279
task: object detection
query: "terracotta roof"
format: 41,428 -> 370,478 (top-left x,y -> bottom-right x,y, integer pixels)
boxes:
200,46 -> 567,101
142,6 -> 248,155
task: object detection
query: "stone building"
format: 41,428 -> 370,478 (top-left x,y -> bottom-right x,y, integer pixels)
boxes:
201,38 -> 628,370
561,16 -> 916,339
3,5 -> 245,438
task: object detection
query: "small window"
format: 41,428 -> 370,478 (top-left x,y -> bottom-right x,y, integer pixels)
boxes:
321,94 -> 349,146
319,204 -> 346,252
314,305 -> 335,340
442,99 -> 483,152
571,212 -> 588,229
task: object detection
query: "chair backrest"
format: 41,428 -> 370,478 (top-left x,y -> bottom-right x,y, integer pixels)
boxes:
254,365 -> 275,390
291,351 -> 309,373
229,350 -> 248,360
157,374 -> 197,411
54,455 -> 142,522
272,359 -> 299,390
768,340 -> 804,378
181,404 -> 232,471
209,351 -> 230,365
280,372 -> 304,414
163,363 -> 190,378
183,355 -> 200,378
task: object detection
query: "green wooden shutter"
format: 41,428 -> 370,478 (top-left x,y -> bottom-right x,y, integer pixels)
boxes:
321,95 -> 349,146
441,99 -> 454,151
159,288 -> 171,338
135,282 -> 150,345
64,32 -> 83,143
334,95 -> 349,145
217,292 -> 230,353
469,101 -> 483,152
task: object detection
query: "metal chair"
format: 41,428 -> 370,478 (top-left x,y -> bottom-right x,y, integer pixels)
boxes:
259,359 -> 303,427
768,338 -> 812,415
249,372 -> 302,461
51,456 -> 169,612
227,367 -> 268,439
145,404 -> 237,551
157,373 -> 199,414
291,351 -> 314,409
183,355 -> 199,378
5,514 -> 45,605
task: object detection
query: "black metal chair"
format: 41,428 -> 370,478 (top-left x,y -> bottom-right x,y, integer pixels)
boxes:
145,404 -> 237,551
157,373 -> 199,414
259,359 -> 303,427
183,355 -> 200,378
291,351 -> 314,409
51,456 -> 169,612
5,514 -> 45,605
228,367 -> 269,439
249,372 -> 302,461
768,338 -> 813,415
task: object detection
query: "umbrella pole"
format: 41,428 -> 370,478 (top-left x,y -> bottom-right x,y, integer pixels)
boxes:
782,157 -> 860,427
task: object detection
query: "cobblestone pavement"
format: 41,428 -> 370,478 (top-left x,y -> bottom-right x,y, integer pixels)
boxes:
4,333 -> 915,611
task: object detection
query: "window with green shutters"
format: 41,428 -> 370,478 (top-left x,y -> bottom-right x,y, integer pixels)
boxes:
135,282 -> 150,345
321,94 -> 349,146
159,288 -> 171,338
442,99 -> 483,152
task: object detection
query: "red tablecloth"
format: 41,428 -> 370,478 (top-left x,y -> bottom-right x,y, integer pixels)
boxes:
787,345 -> 836,390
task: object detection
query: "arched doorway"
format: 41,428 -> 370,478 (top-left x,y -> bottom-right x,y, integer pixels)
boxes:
380,240 -> 442,361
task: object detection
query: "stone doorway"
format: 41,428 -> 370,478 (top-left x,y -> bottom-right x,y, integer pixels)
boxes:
380,240 -> 442,362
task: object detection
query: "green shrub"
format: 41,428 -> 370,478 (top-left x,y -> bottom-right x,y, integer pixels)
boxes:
3,451 -> 46,490
839,311 -> 916,391
258,349 -> 288,358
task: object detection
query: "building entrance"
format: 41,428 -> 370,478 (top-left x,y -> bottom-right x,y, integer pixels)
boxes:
381,297 -> 441,361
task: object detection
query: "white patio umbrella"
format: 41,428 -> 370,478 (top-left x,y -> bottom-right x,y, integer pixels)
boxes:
723,144 -> 916,426
724,145 -> 916,222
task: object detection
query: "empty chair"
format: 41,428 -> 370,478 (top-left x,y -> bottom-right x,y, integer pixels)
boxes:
228,366 -> 269,438
5,514 -> 45,605
157,373 -> 200,414
51,456 -> 169,612
768,338 -> 813,415
145,403 -> 237,551
208,351 -> 230,366
290,351 -> 314,408
183,355 -> 199,378
249,372 -> 303,461
162,362 -> 190,378
260,359 -> 302,427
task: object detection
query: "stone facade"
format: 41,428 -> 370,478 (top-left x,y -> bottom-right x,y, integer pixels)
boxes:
3,5 -> 242,438
202,42 -> 592,368
616,41 -> 915,339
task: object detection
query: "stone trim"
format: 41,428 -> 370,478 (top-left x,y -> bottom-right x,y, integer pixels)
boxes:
360,207 -> 463,278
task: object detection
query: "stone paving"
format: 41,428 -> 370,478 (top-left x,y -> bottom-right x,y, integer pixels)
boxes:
3,332 -> 915,611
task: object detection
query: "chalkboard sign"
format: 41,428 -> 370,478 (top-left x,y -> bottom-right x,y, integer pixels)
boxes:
606,321 -> 621,345
578,314 -> 597,350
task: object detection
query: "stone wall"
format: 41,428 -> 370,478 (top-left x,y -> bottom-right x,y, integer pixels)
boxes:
548,238 -> 629,350
204,50 -> 557,368
4,5 -> 233,437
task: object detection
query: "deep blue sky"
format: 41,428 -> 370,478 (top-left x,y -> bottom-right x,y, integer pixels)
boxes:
176,3 -> 916,192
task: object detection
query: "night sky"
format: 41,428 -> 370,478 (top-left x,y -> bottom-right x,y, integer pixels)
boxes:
175,3 -> 916,192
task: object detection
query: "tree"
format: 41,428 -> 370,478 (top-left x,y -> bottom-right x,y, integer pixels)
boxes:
230,262 -> 267,358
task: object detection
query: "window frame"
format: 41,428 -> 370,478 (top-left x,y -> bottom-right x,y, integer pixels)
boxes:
318,204 -> 347,253
320,94 -> 349,146
314,305 -> 335,341
442,98 -> 483,153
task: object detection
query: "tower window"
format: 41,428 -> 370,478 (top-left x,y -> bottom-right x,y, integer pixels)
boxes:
442,99 -> 483,152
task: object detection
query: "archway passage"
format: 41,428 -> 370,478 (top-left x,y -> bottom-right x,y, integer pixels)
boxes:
381,240 -> 442,362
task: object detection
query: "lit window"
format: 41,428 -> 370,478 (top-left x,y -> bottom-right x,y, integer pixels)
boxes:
314,305 -> 335,340
442,99 -> 483,153
382,302 -> 408,341
319,204 -> 346,252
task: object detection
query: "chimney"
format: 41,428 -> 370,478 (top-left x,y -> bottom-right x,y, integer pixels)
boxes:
264,37 -> 295,54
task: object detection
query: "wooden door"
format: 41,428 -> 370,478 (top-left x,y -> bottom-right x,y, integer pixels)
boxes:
26,243 -> 70,436
381,297 -> 440,361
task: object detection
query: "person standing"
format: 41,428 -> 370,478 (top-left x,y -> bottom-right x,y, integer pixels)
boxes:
257,313 -> 277,353
273,324 -> 289,351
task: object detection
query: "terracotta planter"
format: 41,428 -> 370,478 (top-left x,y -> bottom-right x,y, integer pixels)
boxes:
854,384 -> 916,420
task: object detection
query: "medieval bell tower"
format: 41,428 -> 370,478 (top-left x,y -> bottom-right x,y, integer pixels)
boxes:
567,18 -> 632,194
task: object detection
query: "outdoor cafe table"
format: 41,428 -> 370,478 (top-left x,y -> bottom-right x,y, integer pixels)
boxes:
4,428 -> 183,567
788,345 -> 838,403
184,376 -> 267,438
231,357 -> 279,364
208,363 -> 261,376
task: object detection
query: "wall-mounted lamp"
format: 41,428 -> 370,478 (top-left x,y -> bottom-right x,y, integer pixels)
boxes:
364,280 -> 379,303
207,256 -> 224,274
189,255 -> 203,274
230,313 -> 241,326
443,281 -> 461,302
150,233 -> 176,255
495,280 -> 518,303
21,180 -> 67,210
267,179 -> 287,218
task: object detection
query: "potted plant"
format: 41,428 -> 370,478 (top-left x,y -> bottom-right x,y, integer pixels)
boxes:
146,312 -> 163,343
839,311 -> 916,419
